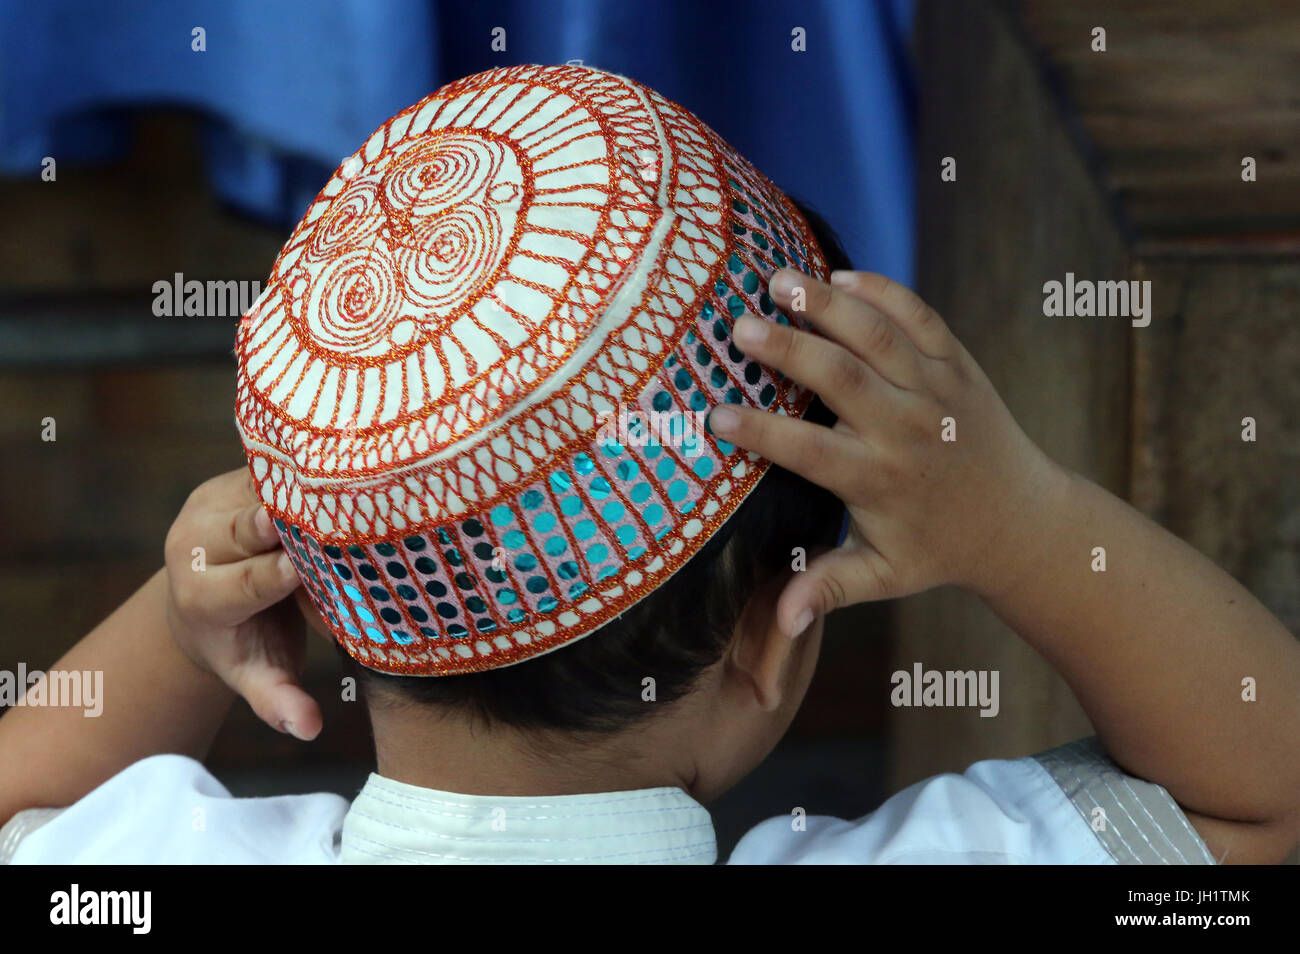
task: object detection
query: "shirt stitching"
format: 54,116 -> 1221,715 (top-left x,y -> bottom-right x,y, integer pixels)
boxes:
342,829 -> 716,863
348,805 -> 714,845
355,785 -> 704,823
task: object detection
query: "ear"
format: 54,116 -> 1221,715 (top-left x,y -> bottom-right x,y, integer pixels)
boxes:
724,572 -> 811,712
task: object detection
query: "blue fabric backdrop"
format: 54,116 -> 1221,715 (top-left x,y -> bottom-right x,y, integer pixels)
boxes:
0,0 -> 914,282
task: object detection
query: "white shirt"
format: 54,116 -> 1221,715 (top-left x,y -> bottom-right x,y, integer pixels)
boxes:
3,738 -> 1214,865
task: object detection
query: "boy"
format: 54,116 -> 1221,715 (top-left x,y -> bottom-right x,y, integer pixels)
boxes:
2,65 -> 1297,865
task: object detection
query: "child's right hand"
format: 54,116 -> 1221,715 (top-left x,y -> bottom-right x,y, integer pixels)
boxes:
163,469 -> 322,740
707,268 -> 1071,637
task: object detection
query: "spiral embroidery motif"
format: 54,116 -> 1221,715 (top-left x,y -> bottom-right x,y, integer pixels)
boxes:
304,244 -> 401,355
394,204 -> 506,313
307,178 -> 383,261
296,133 -> 522,357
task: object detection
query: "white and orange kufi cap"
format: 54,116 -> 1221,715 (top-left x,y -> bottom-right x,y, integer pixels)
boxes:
235,63 -> 828,675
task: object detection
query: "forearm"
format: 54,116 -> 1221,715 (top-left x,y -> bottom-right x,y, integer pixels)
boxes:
982,467 -> 1300,829
0,568 -> 235,824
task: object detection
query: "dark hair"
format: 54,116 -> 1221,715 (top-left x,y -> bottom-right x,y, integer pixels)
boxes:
354,199 -> 852,733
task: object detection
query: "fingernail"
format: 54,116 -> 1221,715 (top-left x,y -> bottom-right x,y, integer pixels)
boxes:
278,550 -> 297,578
830,270 -> 854,287
733,314 -> 767,347
708,406 -> 739,435
279,719 -> 308,741
254,507 -> 275,538
789,609 -> 814,638
769,268 -> 796,297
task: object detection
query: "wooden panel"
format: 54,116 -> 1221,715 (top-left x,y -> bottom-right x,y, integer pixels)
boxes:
0,364 -> 242,560
1131,259 -> 1300,631
0,114 -> 283,294
1015,0 -> 1300,243
0,296 -> 243,367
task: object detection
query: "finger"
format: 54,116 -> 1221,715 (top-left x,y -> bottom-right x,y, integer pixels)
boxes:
777,545 -> 903,638
768,267 -> 922,388
828,271 -> 955,360
232,504 -> 284,559
195,503 -> 284,567
175,473 -> 280,566
229,666 -> 323,742
193,467 -> 262,510
707,405 -> 866,500
192,550 -> 302,625
732,313 -> 884,432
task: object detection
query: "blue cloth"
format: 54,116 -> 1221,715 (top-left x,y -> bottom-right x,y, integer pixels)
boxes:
0,0 -> 914,282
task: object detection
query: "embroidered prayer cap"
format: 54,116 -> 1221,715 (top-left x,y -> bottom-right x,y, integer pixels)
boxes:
235,63 -> 828,675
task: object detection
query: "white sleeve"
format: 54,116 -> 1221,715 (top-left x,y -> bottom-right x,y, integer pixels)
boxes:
4,754 -> 349,865
728,738 -> 1215,865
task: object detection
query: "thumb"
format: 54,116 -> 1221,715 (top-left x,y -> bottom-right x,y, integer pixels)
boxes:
777,546 -> 900,638
228,664 -> 323,742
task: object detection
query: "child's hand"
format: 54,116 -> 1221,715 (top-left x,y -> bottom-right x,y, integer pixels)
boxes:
707,268 -> 1070,636
164,469 -> 322,740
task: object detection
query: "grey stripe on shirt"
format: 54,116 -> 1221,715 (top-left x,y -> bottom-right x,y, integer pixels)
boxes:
0,807 -> 63,864
1034,737 -> 1216,865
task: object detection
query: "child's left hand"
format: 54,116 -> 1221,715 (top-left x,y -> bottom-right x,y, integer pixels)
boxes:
707,267 -> 1071,637
164,469 -> 322,740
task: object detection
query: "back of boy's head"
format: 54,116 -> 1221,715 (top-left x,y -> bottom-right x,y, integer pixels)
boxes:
357,205 -> 850,734
234,64 -> 851,738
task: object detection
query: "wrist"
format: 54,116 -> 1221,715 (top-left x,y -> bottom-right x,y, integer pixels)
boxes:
966,450 -> 1077,606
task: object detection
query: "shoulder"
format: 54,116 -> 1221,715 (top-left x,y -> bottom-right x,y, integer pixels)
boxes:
3,754 -> 349,865
728,738 -> 1215,865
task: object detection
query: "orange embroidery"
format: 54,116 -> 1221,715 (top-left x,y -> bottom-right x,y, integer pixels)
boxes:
236,64 -> 827,675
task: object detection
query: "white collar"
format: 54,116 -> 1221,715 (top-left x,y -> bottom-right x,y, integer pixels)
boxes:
341,773 -> 717,864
